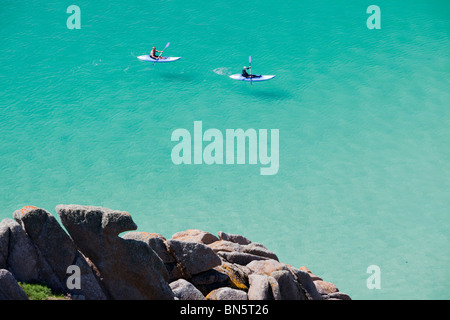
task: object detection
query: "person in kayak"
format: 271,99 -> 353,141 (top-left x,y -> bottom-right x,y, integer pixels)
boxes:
242,66 -> 261,78
150,46 -> 165,60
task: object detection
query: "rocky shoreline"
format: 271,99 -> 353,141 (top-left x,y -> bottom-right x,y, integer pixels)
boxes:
0,205 -> 351,300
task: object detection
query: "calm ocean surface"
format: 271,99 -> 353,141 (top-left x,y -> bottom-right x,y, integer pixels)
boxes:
1,0 -> 449,299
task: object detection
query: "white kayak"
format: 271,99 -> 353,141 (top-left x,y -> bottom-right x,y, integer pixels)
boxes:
229,74 -> 276,82
137,55 -> 181,63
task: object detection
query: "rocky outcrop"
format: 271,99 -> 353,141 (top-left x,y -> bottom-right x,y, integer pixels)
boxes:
0,207 -> 105,300
218,231 -> 251,245
166,239 -> 222,278
0,218 -> 46,285
0,204 -> 350,300
248,274 -> 273,300
0,269 -> 29,300
56,205 -> 174,300
172,229 -> 219,245
13,206 -> 106,300
206,287 -> 248,300
170,279 -> 205,300
209,240 -> 278,260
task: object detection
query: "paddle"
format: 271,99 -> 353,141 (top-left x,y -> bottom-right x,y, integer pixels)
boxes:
160,42 -> 170,58
154,42 -> 170,65
249,55 -> 252,85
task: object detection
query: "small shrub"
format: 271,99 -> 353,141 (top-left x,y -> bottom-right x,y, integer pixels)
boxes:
18,282 -> 66,300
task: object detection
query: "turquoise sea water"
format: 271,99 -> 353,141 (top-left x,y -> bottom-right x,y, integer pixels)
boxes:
1,1 -> 449,299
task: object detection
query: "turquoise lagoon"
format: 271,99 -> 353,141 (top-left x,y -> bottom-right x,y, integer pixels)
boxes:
0,0 -> 449,299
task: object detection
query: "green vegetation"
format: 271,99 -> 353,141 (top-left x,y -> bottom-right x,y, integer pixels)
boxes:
18,282 -> 67,300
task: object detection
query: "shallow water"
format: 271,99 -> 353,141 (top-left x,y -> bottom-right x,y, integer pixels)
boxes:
1,0 -> 449,299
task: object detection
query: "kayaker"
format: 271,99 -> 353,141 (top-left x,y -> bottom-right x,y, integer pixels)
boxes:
150,46 -> 164,60
242,66 -> 260,78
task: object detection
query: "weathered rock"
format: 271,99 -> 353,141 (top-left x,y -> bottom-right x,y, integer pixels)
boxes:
0,219 -> 40,282
218,251 -> 268,265
299,266 -> 322,281
314,280 -> 339,295
208,240 -> 242,253
246,260 -> 308,300
190,269 -> 229,285
122,232 -> 174,263
206,287 -> 248,300
270,270 -> 306,300
215,262 -> 249,291
190,269 -> 229,296
246,259 -> 288,275
325,292 -> 352,300
57,204 -> 174,300
165,262 -> 184,282
217,231 -> 251,245
242,243 -> 278,261
172,229 -> 219,245
267,276 -> 282,300
13,206 -> 106,299
170,279 -> 205,300
0,218 -> 63,292
248,274 -> 273,300
0,269 -> 29,300
71,252 -> 108,300
13,206 -> 76,282
121,232 -> 228,283
209,240 -> 278,261
0,220 -> 9,268
166,239 -> 221,278
289,267 -> 323,300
